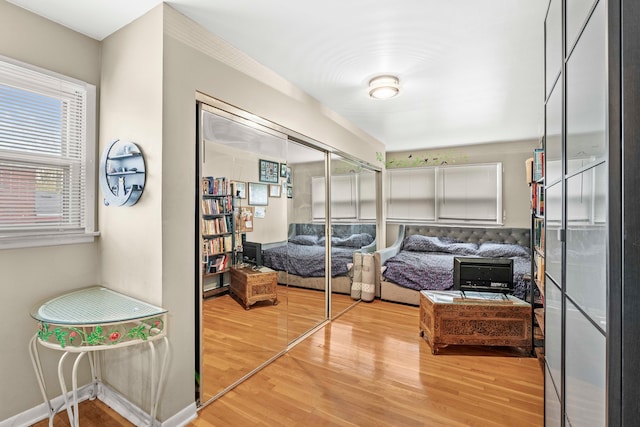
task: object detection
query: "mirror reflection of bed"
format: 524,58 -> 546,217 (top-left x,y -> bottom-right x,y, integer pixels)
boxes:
197,106 -> 379,407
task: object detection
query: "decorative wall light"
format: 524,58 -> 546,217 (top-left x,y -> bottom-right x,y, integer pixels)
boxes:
368,75 -> 400,99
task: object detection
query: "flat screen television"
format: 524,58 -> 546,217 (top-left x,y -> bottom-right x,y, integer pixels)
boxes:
453,257 -> 514,293
242,241 -> 263,267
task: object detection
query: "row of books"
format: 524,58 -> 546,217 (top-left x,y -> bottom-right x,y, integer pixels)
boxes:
202,176 -> 229,196
533,217 -> 545,252
205,253 -> 230,274
202,217 -> 231,236
203,235 -> 233,255
531,182 -> 544,216
202,197 -> 232,215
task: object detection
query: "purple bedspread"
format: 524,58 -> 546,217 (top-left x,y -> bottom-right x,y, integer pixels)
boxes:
383,251 -> 530,299
262,243 -> 357,277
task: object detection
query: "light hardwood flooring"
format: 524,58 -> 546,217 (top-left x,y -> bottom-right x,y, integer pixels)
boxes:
31,290 -> 544,426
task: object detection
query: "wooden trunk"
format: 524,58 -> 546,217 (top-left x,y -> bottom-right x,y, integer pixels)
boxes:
230,267 -> 278,310
419,291 -> 532,355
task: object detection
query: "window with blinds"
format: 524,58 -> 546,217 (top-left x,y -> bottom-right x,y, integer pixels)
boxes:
0,56 -> 96,249
386,163 -> 502,224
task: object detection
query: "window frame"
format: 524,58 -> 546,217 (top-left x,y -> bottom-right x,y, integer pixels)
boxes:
0,55 -> 97,250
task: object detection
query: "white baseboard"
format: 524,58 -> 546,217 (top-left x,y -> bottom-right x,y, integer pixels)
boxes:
97,384 -> 197,427
1,383 -> 197,427
0,384 -> 94,427
160,402 -> 198,427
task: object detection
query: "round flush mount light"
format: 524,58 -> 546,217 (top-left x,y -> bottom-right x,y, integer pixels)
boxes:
368,75 -> 400,99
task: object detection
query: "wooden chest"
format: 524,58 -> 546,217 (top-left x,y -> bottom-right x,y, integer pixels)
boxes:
419,290 -> 532,354
230,267 -> 278,310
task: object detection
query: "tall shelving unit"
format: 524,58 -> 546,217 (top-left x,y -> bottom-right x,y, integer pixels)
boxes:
201,177 -> 236,298
529,147 -> 545,365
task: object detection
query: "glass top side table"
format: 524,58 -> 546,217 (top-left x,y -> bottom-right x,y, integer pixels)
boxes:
29,286 -> 169,427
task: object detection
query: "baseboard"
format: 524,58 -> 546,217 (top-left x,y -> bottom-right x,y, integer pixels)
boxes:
2,383 -> 197,427
160,402 -> 198,427
97,384 -> 198,427
0,384 -> 94,427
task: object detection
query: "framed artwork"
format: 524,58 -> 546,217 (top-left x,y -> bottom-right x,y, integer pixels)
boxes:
259,159 -> 279,183
248,182 -> 268,206
231,181 -> 246,199
287,185 -> 293,199
286,166 -> 292,185
280,163 -> 288,178
269,184 -> 281,198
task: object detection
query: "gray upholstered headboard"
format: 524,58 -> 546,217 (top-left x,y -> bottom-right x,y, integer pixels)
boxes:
403,225 -> 530,247
288,223 -> 377,240
377,224 -> 530,268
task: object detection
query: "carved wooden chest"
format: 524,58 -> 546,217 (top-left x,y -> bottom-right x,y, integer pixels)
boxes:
230,267 -> 278,310
419,290 -> 532,354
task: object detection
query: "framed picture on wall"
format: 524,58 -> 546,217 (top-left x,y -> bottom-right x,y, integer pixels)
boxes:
269,184 -> 281,198
280,163 -> 288,178
287,185 -> 293,199
259,159 -> 279,183
248,182 -> 268,206
231,181 -> 246,199
286,166 -> 292,185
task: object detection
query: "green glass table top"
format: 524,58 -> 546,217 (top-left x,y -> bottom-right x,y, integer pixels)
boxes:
31,286 -> 167,325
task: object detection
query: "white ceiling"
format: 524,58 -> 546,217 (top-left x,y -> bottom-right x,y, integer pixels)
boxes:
7,0 -> 546,152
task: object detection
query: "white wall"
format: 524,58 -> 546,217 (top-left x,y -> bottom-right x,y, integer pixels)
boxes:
0,0 -> 102,421
98,5 -> 165,415
384,139 -> 539,245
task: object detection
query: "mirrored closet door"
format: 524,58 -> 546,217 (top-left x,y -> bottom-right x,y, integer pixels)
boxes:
196,103 -> 331,406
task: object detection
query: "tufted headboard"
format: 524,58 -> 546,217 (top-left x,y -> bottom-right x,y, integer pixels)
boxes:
402,225 -> 529,247
288,223 -> 377,240
377,224 -> 530,267
287,223 -> 377,253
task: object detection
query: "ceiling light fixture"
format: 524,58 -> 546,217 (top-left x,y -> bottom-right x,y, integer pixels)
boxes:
368,75 -> 400,100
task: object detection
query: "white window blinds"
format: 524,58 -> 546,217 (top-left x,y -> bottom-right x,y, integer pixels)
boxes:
0,56 -> 96,248
437,164 -> 500,222
386,167 -> 436,220
387,163 -> 502,225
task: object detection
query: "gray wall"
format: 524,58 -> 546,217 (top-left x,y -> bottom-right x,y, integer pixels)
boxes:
0,0 -> 102,421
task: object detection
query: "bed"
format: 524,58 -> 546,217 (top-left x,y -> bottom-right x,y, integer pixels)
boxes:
375,225 -> 531,306
262,223 -> 376,294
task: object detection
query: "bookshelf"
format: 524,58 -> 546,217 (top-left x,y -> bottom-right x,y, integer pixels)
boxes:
201,177 -> 236,298
528,147 -> 545,364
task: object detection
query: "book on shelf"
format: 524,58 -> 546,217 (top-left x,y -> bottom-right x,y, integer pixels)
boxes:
202,176 -> 229,196
202,196 -> 232,215
207,254 -> 229,273
533,148 -> 544,181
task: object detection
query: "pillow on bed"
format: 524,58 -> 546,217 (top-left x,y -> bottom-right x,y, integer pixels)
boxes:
477,242 -> 530,258
332,233 -> 374,248
402,235 -> 478,255
446,242 -> 479,255
289,235 -> 319,246
403,235 -> 444,252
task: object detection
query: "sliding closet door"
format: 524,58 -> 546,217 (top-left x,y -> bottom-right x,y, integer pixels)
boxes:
285,141 -> 328,342
543,1 -> 608,425
196,106 -> 290,405
329,154 -> 377,317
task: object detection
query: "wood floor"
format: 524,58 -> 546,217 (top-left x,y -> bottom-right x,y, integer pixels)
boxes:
31,293 -> 544,426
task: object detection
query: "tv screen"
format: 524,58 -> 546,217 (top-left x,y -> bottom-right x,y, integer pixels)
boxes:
242,241 -> 263,267
453,257 -> 514,293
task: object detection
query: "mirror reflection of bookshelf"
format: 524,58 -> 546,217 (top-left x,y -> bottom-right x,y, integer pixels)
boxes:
201,176 -> 236,298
